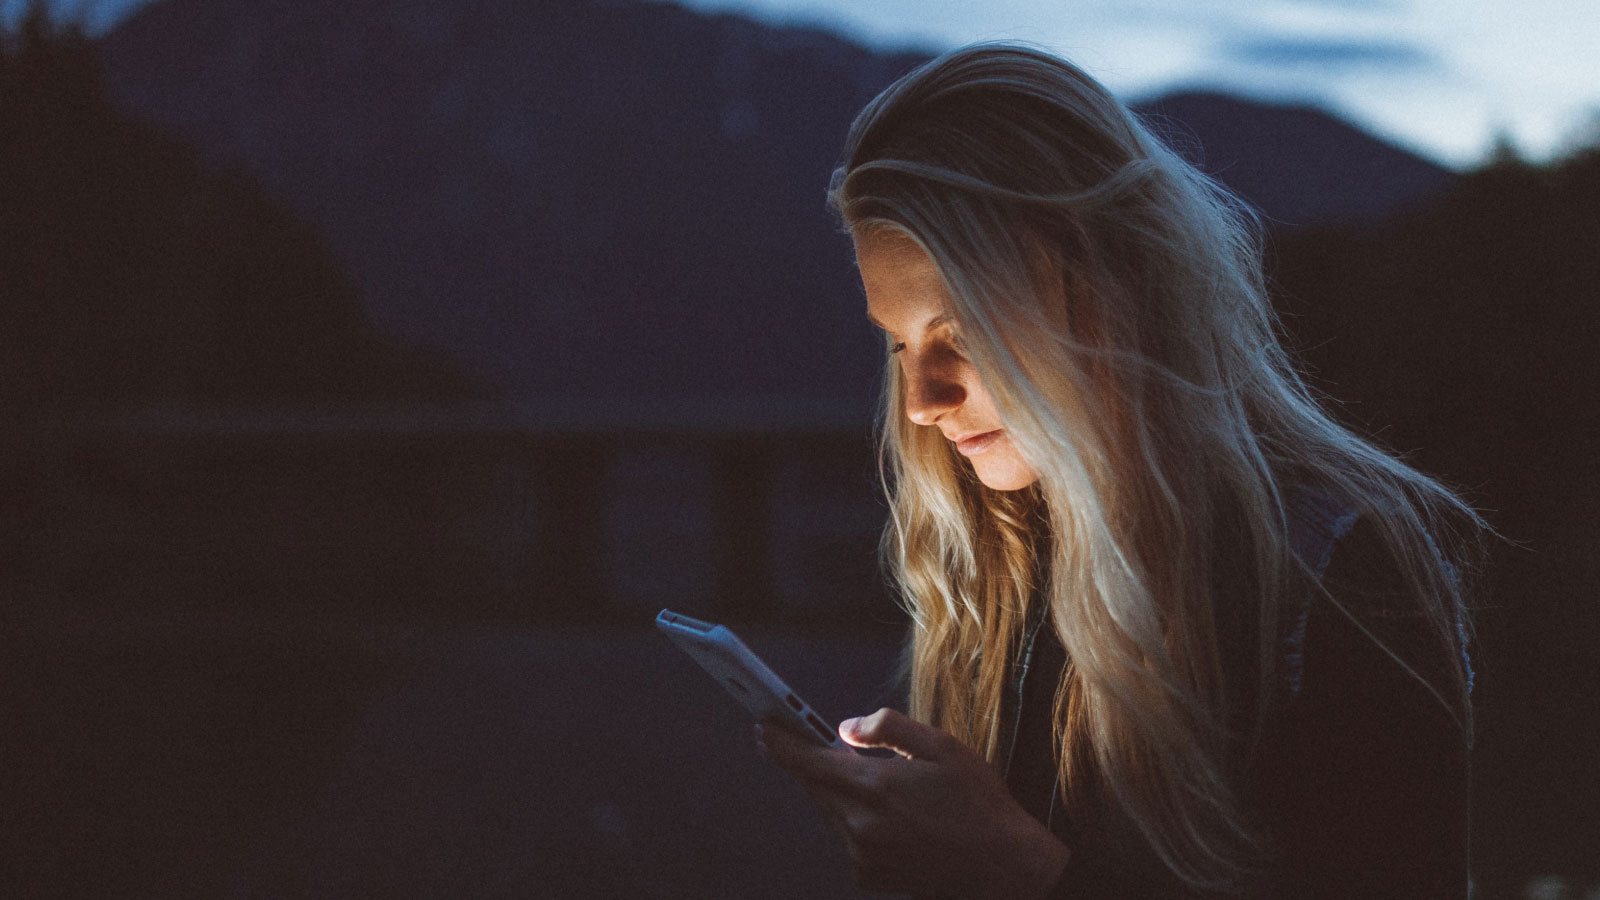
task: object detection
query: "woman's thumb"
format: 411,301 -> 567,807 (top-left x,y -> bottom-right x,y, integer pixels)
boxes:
839,708 -> 953,760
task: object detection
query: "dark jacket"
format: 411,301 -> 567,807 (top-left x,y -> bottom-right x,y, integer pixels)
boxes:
1001,492 -> 1473,899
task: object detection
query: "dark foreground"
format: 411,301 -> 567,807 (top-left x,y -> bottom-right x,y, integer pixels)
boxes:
2,617 -> 903,900
3,614 -> 1593,900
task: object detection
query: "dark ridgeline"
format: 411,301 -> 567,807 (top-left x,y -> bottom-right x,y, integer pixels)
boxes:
0,0 -> 1594,897
1136,91 -> 1460,227
0,7 -> 479,413
92,0 -> 923,412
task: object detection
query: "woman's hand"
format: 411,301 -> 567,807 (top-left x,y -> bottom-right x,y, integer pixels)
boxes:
757,708 -> 1071,899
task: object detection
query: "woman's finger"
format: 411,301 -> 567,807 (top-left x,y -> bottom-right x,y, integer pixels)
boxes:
838,707 -> 961,761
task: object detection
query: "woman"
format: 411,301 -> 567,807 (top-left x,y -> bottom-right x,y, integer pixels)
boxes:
757,44 -> 1482,899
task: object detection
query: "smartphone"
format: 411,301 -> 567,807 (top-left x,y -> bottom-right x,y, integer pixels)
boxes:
655,608 -> 845,750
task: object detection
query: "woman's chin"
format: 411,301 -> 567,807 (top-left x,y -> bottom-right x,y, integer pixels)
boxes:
972,459 -> 1040,492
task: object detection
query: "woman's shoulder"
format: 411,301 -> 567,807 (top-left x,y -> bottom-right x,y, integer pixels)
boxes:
1282,481 -> 1363,582
1281,504 -> 1474,709
1280,479 -> 1461,625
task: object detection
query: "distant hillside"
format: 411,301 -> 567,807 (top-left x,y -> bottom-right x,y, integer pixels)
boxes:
96,0 -> 1455,419
0,9 -> 477,414
1134,91 -> 1458,227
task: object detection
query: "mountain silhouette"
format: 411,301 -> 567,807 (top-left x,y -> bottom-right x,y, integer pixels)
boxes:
96,0 -> 1456,422
0,6 -> 478,413
1134,90 -> 1459,227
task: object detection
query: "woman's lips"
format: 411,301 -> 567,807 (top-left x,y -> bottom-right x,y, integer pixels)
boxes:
955,430 -> 1003,456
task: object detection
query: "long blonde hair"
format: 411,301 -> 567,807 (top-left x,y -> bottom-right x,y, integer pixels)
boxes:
828,43 -> 1483,892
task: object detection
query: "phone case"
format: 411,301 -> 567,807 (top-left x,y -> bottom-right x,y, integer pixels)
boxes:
655,608 -> 843,748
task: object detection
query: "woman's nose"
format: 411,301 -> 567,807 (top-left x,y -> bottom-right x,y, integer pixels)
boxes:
903,354 -> 965,426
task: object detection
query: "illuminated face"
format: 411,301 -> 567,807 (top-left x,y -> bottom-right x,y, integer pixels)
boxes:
856,229 -> 1040,492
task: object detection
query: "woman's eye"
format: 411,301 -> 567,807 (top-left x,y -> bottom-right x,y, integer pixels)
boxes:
889,341 -> 906,355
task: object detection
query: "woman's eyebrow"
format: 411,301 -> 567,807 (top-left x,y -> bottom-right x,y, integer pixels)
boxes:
865,313 -> 954,332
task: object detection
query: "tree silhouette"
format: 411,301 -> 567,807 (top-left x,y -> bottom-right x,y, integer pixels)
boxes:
0,2 -> 481,415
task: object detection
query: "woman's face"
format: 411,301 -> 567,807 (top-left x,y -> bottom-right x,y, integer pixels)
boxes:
856,229 -> 1040,492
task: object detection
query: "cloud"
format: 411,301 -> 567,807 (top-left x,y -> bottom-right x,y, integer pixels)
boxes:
2,0 -> 156,35
1226,35 -> 1436,70
1281,0 -> 1404,9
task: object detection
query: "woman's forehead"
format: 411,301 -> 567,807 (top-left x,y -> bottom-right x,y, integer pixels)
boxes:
855,230 -> 950,324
